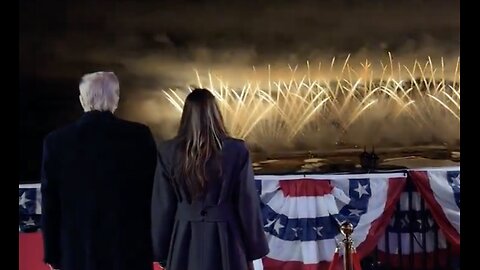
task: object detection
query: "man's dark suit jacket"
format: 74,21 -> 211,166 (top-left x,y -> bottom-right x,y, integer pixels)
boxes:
41,110 -> 157,270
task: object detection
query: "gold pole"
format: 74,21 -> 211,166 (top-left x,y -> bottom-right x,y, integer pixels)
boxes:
340,222 -> 354,270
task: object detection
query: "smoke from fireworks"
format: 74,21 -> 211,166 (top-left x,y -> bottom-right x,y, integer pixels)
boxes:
127,54 -> 460,153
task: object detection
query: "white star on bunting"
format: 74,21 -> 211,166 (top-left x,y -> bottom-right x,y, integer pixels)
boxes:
291,227 -> 301,238
313,226 -> 324,237
23,217 -> 36,226
348,209 -> 363,216
354,182 -> 369,198
273,219 -> 284,235
264,217 -> 276,228
19,192 -> 30,209
401,215 -> 410,228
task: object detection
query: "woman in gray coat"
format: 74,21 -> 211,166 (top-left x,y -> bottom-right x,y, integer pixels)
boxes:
151,88 -> 269,270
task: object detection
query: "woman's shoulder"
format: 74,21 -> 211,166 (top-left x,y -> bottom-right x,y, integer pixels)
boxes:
157,136 -> 249,153
157,137 -> 181,154
223,136 -> 245,145
223,136 -> 249,153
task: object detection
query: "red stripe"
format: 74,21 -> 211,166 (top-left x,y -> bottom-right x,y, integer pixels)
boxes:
356,177 -> 407,258
279,179 -> 333,197
19,232 -> 165,270
327,252 -> 340,270
19,232 -> 49,270
263,257 -> 342,270
352,252 -> 362,270
409,171 -> 460,251
377,249 -> 452,269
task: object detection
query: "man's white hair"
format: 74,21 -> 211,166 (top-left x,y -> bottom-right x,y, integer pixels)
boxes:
79,71 -> 120,112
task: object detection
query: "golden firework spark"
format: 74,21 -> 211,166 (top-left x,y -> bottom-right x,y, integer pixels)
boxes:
161,55 -> 460,148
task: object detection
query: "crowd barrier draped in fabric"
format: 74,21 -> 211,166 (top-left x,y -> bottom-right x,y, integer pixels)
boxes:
19,167 -> 460,270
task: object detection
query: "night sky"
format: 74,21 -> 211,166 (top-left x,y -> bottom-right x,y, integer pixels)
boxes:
19,0 -> 459,182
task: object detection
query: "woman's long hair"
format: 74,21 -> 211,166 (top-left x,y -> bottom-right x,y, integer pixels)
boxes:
175,88 -> 228,199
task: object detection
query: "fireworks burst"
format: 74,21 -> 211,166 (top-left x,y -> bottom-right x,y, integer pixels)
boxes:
161,54 -> 460,151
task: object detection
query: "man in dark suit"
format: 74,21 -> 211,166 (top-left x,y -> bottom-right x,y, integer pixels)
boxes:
41,71 -> 157,270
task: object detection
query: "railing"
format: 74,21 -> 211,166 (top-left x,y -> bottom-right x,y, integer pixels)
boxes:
20,171 -> 460,270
